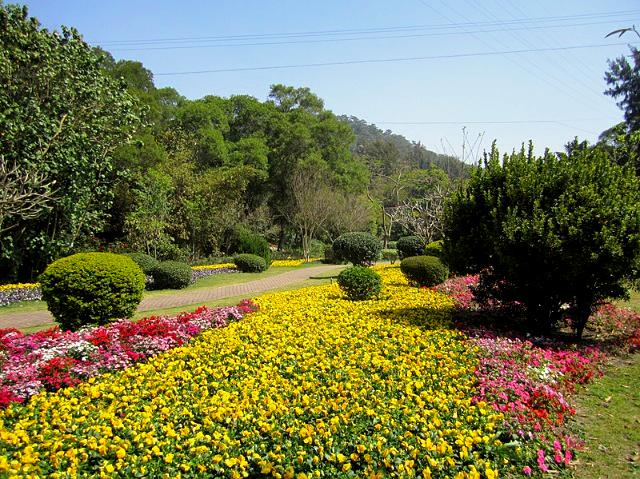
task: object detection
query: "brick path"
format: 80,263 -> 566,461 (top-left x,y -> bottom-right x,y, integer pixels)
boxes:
0,265 -> 344,330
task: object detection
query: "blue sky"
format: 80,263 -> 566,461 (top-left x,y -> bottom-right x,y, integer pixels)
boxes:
14,0 -> 640,159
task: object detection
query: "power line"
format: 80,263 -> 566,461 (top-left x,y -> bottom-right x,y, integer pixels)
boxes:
93,9 -> 640,46
106,19 -> 638,52
375,118 -> 616,125
154,41 -> 637,76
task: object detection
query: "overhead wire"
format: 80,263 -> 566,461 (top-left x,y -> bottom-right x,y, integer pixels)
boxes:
154,41 -> 637,76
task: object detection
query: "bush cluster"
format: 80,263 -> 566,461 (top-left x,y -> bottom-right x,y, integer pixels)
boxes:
332,232 -> 381,266
337,266 -> 382,301
396,236 -> 424,259
125,252 -> 160,275
381,249 -> 399,264
400,255 -> 449,287
423,240 -> 446,262
39,253 -> 145,331
226,226 -> 271,267
151,261 -> 193,290
234,254 -> 267,273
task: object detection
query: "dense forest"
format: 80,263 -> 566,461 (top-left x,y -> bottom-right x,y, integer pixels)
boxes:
0,5 -> 465,281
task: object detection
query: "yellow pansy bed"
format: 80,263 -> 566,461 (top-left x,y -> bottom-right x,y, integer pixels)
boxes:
0,266 -> 503,478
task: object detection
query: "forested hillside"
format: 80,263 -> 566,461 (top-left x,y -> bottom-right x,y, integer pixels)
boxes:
0,6 -> 458,281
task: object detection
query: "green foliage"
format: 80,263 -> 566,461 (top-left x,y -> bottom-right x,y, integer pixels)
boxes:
234,254 -> 267,273
605,46 -> 640,133
444,142 -> 640,337
322,245 -> 345,264
150,261 -> 193,290
381,249 -> 399,264
424,240 -> 446,262
39,253 -> 144,330
387,241 -> 397,249
225,226 -> 271,266
0,5 -> 141,280
332,232 -> 382,266
397,236 -> 425,260
400,256 -> 449,287
125,252 -> 160,275
337,266 -> 382,301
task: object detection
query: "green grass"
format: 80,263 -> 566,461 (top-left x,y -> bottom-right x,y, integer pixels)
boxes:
573,354 -> 640,479
0,299 -> 48,315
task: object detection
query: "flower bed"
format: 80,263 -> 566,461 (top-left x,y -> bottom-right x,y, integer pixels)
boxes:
0,267 -> 636,477
0,300 -> 258,407
0,283 -> 41,307
271,258 -> 321,267
0,267 -> 507,478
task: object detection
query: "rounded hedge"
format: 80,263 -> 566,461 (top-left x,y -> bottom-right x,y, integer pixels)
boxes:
397,236 -> 425,260
400,255 -> 449,287
234,254 -> 267,273
227,226 -> 271,267
39,253 -> 145,331
337,266 -> 382,301
332,232 -> 381,266
381,249 -> 399,264
125,252 -> 160,275
423,240 -> 446,262
151,261 -> 193,290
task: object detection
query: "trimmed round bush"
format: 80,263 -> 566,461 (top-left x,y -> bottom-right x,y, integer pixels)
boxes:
423,240 -> 446,262
234,254 -> 267,273
151,261 -> 193,290
39,253 -> 145,331
400,255 -> 449,287
381,249 -> 399,264
332,232 -> 382,266
397,236 -> 425,260
226,226 -> 271,267
337,266 -> 382,301
125,252 -> 159,275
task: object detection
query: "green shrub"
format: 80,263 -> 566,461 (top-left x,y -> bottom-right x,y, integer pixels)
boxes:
423,240 -> 445,262
226,226 -> 271,266
234,254 -> 267,273
387,241 -> 397,250
400,255 -> 449,287
322,245 -> 344,264
125,252 -> 159,275
337,266 -> 382,301
381,249 -> 399,264
397,236 -> 425,260
151,261 -> 193,290
39,253 -> 145,331
332,232 -> 381,266
444,143 -> 640,338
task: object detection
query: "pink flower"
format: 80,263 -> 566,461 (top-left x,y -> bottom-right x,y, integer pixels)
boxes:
522,466 -> 532,475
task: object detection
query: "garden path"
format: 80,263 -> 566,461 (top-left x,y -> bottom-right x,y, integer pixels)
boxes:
0,264 -> 344,330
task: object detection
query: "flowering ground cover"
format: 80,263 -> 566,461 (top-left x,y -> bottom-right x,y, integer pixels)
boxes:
0,301 -> 257,407
0,267 -> 507,478
0,284 -> 41,307
0,267 -> 636,477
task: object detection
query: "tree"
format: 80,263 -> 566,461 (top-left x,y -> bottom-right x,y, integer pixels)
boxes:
280,167 -> 334,261
389,183 -> 450,245
444,142 -> 640,339
605,46 -> 640,133
124,170 -> 174,259
0,157 -> 57,235
0,4 -> 141,279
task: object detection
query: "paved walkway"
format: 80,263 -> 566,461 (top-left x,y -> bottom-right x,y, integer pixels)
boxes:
0,265 -> 344,330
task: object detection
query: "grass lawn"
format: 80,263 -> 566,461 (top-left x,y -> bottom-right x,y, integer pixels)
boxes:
573,354 -> 640,479
572,290 -> 640,479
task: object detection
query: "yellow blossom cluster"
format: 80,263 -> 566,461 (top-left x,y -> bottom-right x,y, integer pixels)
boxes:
0,266 -> 503,478
270,258 -> 322,267
0,283 -> 39,292
191,263 -> 236,271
